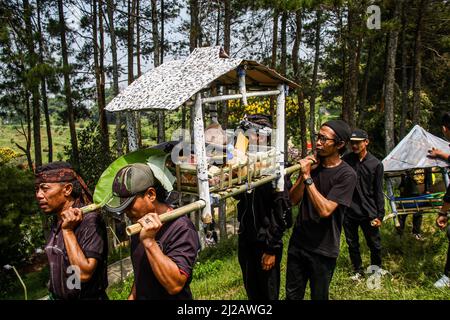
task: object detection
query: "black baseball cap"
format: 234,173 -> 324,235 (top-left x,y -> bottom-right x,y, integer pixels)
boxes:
350,129 -> 369,141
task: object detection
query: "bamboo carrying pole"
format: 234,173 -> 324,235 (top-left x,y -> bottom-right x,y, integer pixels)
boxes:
126,200 -> 206,235
125,163 -> 305,236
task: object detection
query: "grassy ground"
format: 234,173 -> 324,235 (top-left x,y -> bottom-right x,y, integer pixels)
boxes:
188,210 -> 450,300
4,209 -> 450,300
105,210 -> 450,300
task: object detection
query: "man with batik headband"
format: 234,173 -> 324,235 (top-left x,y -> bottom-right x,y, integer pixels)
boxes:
35,162 -> 108,300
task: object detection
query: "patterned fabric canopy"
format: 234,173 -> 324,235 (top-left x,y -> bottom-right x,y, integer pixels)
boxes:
382,125 -> 450,174
105,46 -> 298,112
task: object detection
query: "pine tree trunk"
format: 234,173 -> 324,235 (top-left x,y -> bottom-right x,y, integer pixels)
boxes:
292,10 -> 307,157
106,0 -> 123,156
384,1 -> 400,154
58,0 -> 79,167
17,92 -> 33,171
358,39 -> 373,126
270,9 -> 279,127
136,0 -> 142,147
310,11 -> 321,151
280,10 -> 287,76
338,7 -> 347,119
412,0 -> 427,125
344,4 -> 362,129
37,0 -> 53,163
128,0 -> 136,85
400,1 -> 409,139
23,0 -> 42,167
224,0 -> 231,56
161,0 -> 165,63
93,0 -> 109,154
151,0 -> 165,143
189,0 -> 200,52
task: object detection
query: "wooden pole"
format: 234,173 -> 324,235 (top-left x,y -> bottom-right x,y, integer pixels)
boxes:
276,83 -> 286,192
386,177 -> 400,227
238,67 -> 248,106
193,93 -> 212,223
126,111 -> 139,152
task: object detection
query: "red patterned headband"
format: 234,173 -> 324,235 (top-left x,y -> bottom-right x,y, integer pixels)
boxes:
35,168 -> 93,204
35,168 -> 78,184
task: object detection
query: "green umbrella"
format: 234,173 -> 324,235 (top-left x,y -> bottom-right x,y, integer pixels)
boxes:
80,148 -> 167,214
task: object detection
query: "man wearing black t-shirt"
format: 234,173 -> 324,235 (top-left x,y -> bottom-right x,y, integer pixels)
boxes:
105,163 -> 200,299
286,120 -> 357,300
428,112 -> 450,288
342,129 -> 385,281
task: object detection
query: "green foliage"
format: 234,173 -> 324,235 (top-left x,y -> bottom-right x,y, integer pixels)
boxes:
0,147 -> 21,166
64,121 -> 115,191
107,275 -> 134,300
0,164 -> 45,296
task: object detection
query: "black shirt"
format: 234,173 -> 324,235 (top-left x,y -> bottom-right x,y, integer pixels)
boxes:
343,152 -> 385,221
290,161 -> 357,258
235,176 -> 293,254
444,144 -> 450,203
45,211 -> 108,300
130,215 -> 200,300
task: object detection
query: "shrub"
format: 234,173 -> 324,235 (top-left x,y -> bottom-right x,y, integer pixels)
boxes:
0,164 -> 45,296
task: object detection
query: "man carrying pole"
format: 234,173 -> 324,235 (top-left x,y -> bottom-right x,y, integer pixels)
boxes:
427,112 -> 450,288
234,114 -> 292,300
105,163 -> 200,299
286,120 -> 357,300
342,129 -> 385,281
34,162 -> 108,300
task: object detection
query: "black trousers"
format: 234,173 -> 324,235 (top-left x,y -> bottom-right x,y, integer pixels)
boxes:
343,216 -> 382,274
397,212 -> 423,235
444,225 -> 450,276
285,243 -> 337,300
238,239 -> 282,300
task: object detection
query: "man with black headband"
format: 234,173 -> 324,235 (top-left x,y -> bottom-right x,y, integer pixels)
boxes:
235,114 -> 292,300
34,162 -> 108,300
286,120 -> 357,300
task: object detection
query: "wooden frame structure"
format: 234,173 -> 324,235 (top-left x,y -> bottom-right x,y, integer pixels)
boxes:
105,47 -> 299,233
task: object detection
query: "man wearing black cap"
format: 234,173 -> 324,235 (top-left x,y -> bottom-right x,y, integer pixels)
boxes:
105,163 -> 200,299
342,129 -> 385,281
235,114 -> 292,300
286,120 -> 357,300
34,162 -> 108,300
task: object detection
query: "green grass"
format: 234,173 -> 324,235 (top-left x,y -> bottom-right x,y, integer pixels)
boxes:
5,210 -> 450,300
187,209 -> 450,300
